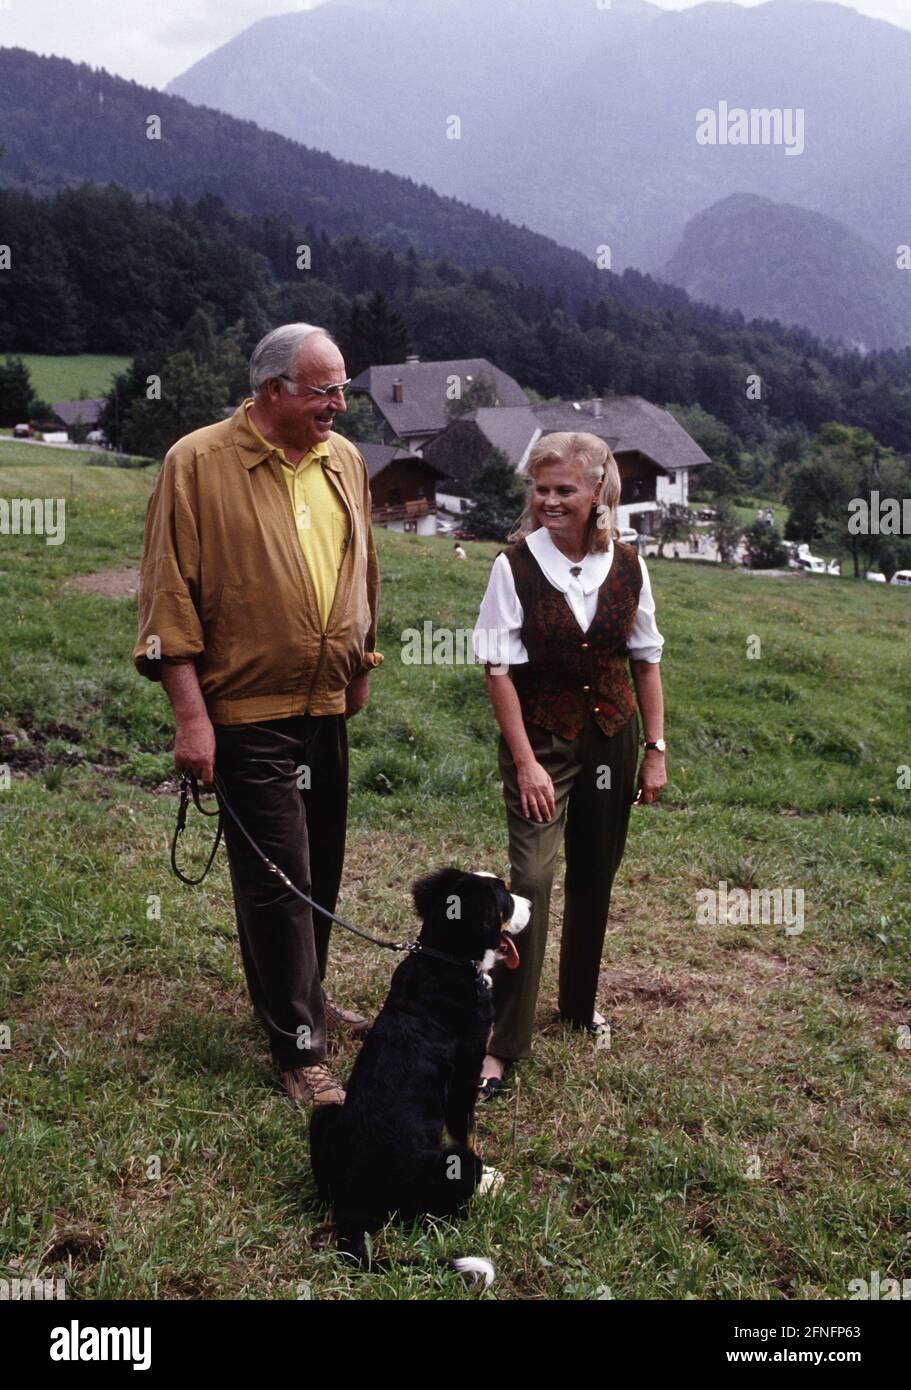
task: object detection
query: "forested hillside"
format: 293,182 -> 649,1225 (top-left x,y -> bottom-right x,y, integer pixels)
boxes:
3,183 -> 911,461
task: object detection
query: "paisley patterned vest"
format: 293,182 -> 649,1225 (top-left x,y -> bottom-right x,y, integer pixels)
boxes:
503,537 -> 642,739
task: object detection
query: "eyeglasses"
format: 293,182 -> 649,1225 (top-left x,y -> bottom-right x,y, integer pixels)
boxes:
280,376 -> 352,399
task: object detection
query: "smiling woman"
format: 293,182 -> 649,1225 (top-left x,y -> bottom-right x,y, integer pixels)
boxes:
472,431 -> 667,1095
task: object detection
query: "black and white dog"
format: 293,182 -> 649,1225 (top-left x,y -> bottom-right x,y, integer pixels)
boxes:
310,868 -> 530,1270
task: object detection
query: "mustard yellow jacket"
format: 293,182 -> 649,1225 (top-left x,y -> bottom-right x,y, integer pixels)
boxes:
133,403 -> 383,726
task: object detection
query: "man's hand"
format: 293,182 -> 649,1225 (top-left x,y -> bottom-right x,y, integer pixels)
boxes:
174,714 -> 216,788
637,750 -> 667,805
345,672 -> 370,719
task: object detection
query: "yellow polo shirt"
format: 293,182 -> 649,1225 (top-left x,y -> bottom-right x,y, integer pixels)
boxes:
244,406 -> 350,630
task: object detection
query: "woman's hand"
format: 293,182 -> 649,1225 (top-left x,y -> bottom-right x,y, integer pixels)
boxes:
637,750 -> 666,805
517,758 -> 556,822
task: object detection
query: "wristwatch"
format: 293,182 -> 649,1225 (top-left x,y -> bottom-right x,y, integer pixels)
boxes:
643,738 -> 666,753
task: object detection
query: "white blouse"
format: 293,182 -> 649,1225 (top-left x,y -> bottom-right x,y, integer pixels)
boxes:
472,528 -> 664,668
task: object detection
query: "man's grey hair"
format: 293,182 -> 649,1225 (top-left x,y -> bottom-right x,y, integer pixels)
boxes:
249,323 -> 337,394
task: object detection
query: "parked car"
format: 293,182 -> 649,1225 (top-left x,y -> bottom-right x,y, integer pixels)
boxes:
618,528 -> 639,546
86,429 -> 109,448
891,570 -> 911,586
797,555 -> 827,574
12,423 -> 32,438
866,571 -> 887,583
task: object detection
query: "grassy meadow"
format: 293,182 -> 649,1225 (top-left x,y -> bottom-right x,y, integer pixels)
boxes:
12,354 -> 131,405
1,443 -> 909,1300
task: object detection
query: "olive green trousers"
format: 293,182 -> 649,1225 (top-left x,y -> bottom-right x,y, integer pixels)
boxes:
491,712 -> 639,1061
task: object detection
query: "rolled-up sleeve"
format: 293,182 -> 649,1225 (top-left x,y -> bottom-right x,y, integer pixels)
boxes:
627,556 -> 664,663
472,553 -> 528,667
132,454 -> 205,681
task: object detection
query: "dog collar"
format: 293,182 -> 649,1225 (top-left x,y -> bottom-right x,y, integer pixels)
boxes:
407,940 -> 482,972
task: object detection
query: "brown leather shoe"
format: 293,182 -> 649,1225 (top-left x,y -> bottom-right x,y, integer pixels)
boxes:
323,993 -> 370,1035
281,1064 -> 346,1106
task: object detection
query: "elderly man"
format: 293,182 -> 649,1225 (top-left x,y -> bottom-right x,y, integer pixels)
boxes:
133,323 -> 383,1106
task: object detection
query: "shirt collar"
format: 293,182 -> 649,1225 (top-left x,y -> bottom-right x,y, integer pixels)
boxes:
233,400 -> 337,471
525,526 -> 614,595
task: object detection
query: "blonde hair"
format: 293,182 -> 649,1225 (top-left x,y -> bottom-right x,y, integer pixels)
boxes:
508,432 -> 621,553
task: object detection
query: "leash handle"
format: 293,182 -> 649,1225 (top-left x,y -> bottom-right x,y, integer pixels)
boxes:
170,775 -> 223,885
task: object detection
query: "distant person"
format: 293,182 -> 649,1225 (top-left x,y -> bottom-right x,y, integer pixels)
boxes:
766,507 -> 775,527
454,542 -> 467,560
134,323 -> 383,1108
472,432 -> 666,1099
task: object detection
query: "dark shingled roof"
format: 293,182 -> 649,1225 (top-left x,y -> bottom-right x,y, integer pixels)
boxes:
531,397 -> 710,473
356,441 -> 445,481
436,397 -> 710,473
52,398 -> 106,427
350,359 -> 529,439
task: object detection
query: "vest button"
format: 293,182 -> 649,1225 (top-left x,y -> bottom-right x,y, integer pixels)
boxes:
583,685 -> 591,693
581,642 -> 590,650
593,706 -> 601,714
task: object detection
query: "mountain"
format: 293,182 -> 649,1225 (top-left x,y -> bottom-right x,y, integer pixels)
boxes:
0,45 -> 655,316
168,0 -> 911,274
5,45 -> 911,458
663,194 -> 911,352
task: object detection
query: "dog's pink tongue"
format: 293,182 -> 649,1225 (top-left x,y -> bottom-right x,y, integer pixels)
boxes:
501,935 -> 520,970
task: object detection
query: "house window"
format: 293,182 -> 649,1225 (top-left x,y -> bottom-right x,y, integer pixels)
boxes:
667,471 -> 677,484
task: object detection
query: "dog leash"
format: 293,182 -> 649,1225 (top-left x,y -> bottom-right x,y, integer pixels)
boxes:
170,772 -> 476,969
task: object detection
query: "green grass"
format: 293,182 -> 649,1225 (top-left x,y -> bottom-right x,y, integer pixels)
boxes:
12,353 -> 131,404
730,496 -> 791,532
1,454 -> 910,1300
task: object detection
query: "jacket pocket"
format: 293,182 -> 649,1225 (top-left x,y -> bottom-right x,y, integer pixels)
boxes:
203,582 -> 302,699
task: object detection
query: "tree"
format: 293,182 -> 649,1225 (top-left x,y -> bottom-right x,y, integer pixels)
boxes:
446,371 -> 499,418
341,291 -> 410,376
461,448 -> 526,542
743,520 -> 789,569
653,503 -> 692,558
783,423 -> 907,578
0,356 -> 35,425
697,459 -> 740,499
120,351 -> 228,459
711,500 -> 743,565
332,394 -> 385,445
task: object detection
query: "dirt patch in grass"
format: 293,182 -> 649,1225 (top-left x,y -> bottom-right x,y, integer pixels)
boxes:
67,567 -> 140,599
0,718 -> 126,773
598,967 -> 695,1011
9,971 -> 250,1057
833,975 -> 911,1029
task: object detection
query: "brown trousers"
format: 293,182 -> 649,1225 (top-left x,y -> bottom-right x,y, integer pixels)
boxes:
213,714 -> 348,1071
491,712 -> 639,1060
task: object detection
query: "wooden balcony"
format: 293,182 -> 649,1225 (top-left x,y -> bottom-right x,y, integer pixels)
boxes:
371,498 -> 437,524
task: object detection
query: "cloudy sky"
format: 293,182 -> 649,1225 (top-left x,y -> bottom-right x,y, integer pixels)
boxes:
1,0 -> 908,89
